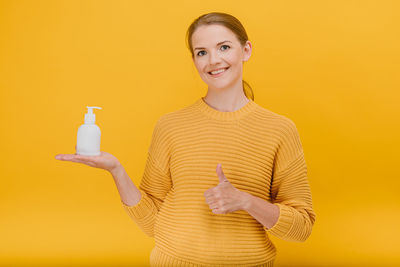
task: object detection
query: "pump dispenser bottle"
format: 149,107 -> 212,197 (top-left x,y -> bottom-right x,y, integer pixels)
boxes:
76,106 -> 102,156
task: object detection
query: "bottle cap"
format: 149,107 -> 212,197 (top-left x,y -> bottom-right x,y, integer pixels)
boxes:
85,106 -> 102,124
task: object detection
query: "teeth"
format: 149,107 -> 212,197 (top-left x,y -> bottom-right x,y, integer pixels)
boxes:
210,68 -> 227,75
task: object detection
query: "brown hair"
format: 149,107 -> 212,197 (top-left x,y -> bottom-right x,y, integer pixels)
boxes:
186,12 -> 254,101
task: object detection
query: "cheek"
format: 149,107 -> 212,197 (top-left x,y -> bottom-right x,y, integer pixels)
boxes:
194,61 -> 206,73
226,53 -> 241,66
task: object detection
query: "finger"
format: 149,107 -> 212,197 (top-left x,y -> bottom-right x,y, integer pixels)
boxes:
71,156 -> 96,164
55,154 -> 76,160
68,158 -> 96,167
69,158 -> 88,164
210,206 -> 217,211
55,154 -> 92,163
208,202 -> 219,209
74,154 -> 100,164
212,207 -> 222,214
74,155 -> 95,161
204,191 -> 216,200
204,189 -> 213,198
216,163 -> 229,184
205,197 -> 218,207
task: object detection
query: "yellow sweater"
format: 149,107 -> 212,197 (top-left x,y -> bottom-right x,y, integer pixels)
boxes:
121,97 -> 316,266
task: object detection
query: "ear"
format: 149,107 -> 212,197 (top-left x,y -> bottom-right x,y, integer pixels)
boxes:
243,41 -> 252,62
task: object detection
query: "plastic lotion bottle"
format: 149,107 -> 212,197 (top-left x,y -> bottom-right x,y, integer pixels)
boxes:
76,106 -> 102,156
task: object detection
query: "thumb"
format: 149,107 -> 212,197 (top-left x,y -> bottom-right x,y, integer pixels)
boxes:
216,163 -> 229,183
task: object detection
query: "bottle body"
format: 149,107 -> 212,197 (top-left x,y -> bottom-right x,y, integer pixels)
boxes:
76,124 -> 101,156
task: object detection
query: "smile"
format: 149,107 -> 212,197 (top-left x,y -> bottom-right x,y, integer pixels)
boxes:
208,67 -> 229,77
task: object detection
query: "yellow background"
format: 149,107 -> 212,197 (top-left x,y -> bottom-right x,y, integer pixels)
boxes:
1,0 -> 399,266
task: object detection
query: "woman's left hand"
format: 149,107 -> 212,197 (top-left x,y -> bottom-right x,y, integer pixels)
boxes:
204,163 -> 249,214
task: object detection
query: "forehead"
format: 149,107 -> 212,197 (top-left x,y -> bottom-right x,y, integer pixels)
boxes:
191,24 -> 237,46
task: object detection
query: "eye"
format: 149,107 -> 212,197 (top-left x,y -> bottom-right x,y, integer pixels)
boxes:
221,44 -> 230,51
197,50 -> 206,57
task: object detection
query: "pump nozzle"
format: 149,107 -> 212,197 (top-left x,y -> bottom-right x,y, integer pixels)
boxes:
85,106 -> 102,124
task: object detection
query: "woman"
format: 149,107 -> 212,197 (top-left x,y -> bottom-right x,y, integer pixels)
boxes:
55,12 -> 316,267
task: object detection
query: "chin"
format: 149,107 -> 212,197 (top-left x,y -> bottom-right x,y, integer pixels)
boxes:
209,79 -> 238,90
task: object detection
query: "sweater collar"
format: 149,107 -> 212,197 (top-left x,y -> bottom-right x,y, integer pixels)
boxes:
194,97 -> 258,121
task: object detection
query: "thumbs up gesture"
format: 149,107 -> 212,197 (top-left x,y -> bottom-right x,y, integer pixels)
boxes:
204,163 -> 249,214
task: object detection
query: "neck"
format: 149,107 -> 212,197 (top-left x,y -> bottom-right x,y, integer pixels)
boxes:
203,83 -> 249,112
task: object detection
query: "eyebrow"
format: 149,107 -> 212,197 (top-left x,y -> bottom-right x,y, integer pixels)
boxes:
194,40 -> 232,51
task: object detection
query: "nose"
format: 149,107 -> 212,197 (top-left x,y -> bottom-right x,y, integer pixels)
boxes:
208,50 -> 222,65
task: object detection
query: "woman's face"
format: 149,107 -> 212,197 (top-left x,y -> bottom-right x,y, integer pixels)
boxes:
191,24 -> 251,91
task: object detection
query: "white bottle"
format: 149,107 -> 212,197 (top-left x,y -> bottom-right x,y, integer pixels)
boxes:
76,106 -> 102,156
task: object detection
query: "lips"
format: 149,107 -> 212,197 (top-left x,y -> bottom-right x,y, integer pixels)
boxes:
208,67 -> 229,75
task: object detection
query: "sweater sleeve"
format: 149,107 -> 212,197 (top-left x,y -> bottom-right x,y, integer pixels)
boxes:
264,117 -> 316,242
121,116 -> 172,238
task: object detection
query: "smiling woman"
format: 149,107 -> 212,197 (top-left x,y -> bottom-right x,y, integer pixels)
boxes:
118,12 -> 316,267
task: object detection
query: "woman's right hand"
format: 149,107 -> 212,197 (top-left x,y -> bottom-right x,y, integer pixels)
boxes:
55,146 -> 121,173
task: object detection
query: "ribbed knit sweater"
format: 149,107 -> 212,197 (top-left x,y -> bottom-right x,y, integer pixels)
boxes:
121,97 -> 316,266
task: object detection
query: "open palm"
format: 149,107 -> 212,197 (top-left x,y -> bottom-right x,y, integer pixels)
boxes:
55,148 -> 120,173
